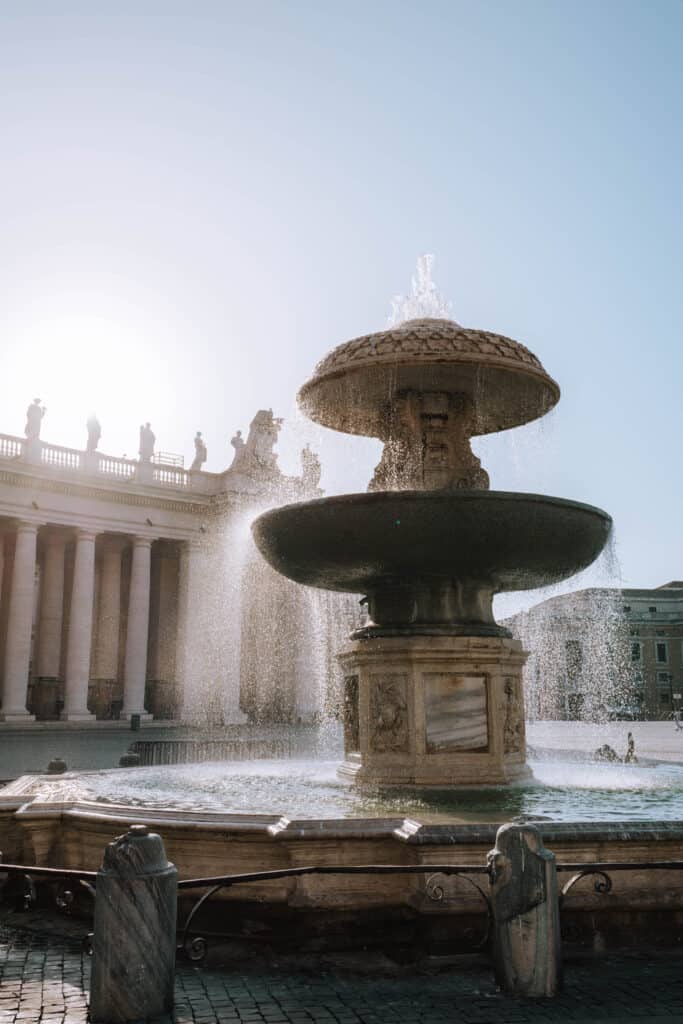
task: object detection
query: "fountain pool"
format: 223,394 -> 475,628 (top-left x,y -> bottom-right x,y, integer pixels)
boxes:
16,756 -> 683,823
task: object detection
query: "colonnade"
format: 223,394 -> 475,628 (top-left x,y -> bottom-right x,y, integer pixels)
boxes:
0,520 -> 179,722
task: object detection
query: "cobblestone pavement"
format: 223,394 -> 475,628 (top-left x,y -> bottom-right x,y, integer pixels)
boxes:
1,923 -> 683,1024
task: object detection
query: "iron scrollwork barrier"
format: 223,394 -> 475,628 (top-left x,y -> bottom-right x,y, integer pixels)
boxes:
425,871 -> 493,950
2,854 -> 683,966
0,862 -> 97,920
557,859 -> 683,908
559,868 -> 613,904
177,863 -> 493,962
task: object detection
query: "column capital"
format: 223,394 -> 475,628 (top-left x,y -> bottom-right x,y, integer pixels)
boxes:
14,519 -> 41,535
74,528 -> 99,543
131,535 -> 154,549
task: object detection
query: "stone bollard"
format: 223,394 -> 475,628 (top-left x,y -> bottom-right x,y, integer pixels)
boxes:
46,757 -> 68,774
90,825 -> 177,1023
487,822 -> 561,998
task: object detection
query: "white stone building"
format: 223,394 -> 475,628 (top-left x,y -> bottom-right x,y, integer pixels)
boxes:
505,583 -> 683,721
0,410 -> 351,725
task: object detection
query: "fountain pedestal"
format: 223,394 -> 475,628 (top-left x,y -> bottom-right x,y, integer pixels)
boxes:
337,635 -> 530,787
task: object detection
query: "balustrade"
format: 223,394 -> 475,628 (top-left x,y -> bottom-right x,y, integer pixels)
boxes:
41,442 -> 82,470
153,466 -> 190,488
97,454 -> 137,479
0,433 -> 23,459
0,430 -> 221,493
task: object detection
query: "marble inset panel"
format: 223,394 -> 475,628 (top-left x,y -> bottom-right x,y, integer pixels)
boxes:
423,674 -> 488,752
369,674 -> 409,753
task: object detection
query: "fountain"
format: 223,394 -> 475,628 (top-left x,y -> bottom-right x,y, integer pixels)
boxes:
252,261 -> 611,786
1,263 -> 681,951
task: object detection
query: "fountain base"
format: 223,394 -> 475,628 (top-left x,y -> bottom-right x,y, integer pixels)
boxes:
338,635 -> 530,787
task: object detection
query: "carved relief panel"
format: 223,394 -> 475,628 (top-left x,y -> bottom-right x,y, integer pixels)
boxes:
343,675 -> 360,754
369,674 -> 409,753
503,676 -> 524,754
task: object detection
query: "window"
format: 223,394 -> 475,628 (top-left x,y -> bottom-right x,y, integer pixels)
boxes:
649,606 -> 657,613
658,672 -> 672,704
631,642 -> 641,662
656,642 -> 668,664
630,628 -> 640,636
656,629 -> 666,637
623,605 -> 631,613
565,640 -> 582,680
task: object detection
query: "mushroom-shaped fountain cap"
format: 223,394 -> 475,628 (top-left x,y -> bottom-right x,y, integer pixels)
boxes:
297,317 -> 560,439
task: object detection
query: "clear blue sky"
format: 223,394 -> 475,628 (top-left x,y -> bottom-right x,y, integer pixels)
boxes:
0,2 -> 681,609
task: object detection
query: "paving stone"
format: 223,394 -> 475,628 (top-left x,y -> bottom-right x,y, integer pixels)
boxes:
0,922 -> 682,1024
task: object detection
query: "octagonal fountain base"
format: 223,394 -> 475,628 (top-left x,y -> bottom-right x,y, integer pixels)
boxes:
337,635 -> 530,787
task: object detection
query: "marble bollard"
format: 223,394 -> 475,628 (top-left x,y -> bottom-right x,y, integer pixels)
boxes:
90,825 -> 178,1023
487,822 -> 561,998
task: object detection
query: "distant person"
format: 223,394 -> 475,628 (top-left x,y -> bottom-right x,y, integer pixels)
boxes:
624,731 -> 638,764
673,710 -> 683,732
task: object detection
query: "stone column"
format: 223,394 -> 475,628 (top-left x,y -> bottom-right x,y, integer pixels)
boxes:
147,549 -> 179,718
33,529 -> 68,719
0,521 -> 39,721
91,537 -> 127,717
61,529 -> 97,721
122,536 -> 153,720
0,532 -> 4,676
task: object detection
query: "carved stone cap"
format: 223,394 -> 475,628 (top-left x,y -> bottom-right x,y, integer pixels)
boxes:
298,317 -> 560,438
100,823 -> 176,878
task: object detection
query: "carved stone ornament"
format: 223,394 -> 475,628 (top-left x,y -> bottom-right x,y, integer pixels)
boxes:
503,677 -> 523,754
343,675 -> 360,754
369,674 -> 409,753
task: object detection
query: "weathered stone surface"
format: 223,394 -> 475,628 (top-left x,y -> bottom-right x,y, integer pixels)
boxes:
488,822 -> 562,997
297,317 -> 560,438
90,824 -> 177,1024
337,635 -> 529,786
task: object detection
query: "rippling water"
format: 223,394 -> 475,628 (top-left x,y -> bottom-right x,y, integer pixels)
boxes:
35,758 -> 683,824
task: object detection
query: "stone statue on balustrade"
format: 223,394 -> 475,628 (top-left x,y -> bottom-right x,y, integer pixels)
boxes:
229,409 -> 283,481
230,430 -> 245,459
301,443 -> 322,494
25,399 -> 45,441
139,422 -> 156,463
86,414 -> 101,453
190,431 -> 207,471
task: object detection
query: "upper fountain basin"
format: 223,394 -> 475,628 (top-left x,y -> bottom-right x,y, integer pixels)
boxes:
297,317 -> 560,438
252,490 -> 612,597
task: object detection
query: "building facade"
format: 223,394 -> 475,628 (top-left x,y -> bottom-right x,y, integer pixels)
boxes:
0,410 -> 348,725
506,583 -> 683,721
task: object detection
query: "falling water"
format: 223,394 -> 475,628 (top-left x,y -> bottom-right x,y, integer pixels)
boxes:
388,254 -> 455,325
505,530 -> 637,725
177,496 -> 357,733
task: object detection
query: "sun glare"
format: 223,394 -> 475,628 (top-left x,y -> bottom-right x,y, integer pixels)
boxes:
2,309 -> 177,455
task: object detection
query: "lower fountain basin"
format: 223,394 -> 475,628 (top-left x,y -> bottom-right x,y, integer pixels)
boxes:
252,491 -> 612,635
15,757 -> 683,823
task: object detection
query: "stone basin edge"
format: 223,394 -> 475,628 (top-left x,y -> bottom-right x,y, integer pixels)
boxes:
1,776 -> 682,846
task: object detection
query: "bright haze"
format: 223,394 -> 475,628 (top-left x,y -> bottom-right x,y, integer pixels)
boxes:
0,2 -> 681,614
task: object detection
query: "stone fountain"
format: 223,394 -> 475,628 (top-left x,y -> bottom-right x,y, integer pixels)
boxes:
252,265 -> 612,787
